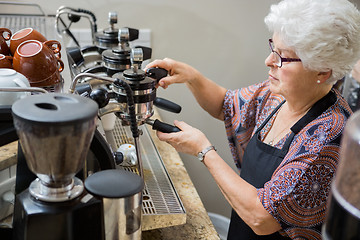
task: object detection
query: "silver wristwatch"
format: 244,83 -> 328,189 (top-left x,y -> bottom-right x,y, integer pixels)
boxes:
197,145 -> 216,161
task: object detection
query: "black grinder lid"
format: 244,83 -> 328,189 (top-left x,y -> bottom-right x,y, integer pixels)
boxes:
11,93 -> 98,124
85,169 -> 144,198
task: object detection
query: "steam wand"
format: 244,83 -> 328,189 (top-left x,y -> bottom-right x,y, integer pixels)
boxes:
55,7 -> 97,45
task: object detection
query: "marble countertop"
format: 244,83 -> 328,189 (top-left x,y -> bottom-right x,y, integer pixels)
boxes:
0,112 -> 220,239
143,123 -> 220,239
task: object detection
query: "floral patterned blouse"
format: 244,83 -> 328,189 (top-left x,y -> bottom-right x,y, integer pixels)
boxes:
223,80 -> 352,239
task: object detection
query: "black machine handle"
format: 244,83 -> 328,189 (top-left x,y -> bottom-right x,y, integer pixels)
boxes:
66,45 -> 100,67
146,119 -> 181,133
154,97 -> 181,114
146,67 -> 168,82
127,27 -> 139,41
133,46 -> 152,61
66,46 -> 85,66
146,68 -> 182,114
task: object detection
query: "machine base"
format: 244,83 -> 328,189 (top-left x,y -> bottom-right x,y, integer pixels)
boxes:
12,189 -> 105,240
323,194 -> 360,240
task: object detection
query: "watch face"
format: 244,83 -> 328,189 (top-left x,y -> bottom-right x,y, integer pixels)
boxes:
197,146 -> 216,161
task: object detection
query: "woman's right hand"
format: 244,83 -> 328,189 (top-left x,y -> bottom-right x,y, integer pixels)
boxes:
145,58 -> 201,89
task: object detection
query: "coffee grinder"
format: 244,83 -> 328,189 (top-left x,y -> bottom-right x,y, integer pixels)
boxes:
11,93 -> 105,240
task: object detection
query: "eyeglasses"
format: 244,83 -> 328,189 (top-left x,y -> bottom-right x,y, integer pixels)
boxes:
268,39 -> 301,68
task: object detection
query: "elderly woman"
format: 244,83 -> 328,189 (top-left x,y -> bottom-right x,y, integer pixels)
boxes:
146,0 -> 360,239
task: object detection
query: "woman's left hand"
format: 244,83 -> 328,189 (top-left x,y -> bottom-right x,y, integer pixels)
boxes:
156,120 -> 212,157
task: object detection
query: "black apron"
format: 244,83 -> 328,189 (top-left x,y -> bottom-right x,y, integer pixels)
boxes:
227,90 -> 337,240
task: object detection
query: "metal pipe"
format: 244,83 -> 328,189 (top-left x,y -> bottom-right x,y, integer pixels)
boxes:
134,137 -> 144,179
68,73 -> 115,94
0,87 -> 48,94
55,9 -> 96,44
98,102 -> 124,117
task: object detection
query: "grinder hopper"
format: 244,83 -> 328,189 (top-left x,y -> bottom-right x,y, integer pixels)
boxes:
11,93 -> 98,202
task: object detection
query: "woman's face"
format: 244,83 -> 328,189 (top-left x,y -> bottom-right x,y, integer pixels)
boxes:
265,34 -> 320,100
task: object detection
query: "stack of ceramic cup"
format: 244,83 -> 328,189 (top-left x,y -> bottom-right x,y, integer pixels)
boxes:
0,27 -> 64,88
0,28 -> 13,68
0,28 -> 30,106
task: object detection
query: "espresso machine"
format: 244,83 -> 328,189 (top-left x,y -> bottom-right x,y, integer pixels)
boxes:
69,48 -> 180,178
323,110 -> 360,239
11,93 -> 104,240
70,47 -> 180,132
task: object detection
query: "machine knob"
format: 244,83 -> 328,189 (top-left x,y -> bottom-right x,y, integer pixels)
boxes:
108,12 -> 118,25
114,151 -> 124,165
90,88 -> 110,108
68,13 -> 81,23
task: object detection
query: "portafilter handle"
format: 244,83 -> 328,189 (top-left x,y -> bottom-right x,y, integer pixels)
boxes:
146,67 -> 168,82
145,119 -> 181,133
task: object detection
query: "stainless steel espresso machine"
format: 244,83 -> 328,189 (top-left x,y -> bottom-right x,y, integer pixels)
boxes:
68,47 -> 181,176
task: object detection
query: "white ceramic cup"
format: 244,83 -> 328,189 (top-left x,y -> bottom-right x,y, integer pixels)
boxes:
0,68 -> 30,105
101,113 -> 117,131
117,144 -> 137,166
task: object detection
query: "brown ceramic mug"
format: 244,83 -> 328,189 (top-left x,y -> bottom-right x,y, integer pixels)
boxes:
0,54 -> 13,68
13,40 -> 64,87
0,28 -> 11,55
9,28 -> 48,56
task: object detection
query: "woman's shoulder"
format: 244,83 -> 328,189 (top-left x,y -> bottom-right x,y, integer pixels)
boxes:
322,89 -> 353,130
238,80 -> 272,99
334,88 -> 353,117
307,89 -> 351,129
290,89 -> 351,155
226,80 -> 284,107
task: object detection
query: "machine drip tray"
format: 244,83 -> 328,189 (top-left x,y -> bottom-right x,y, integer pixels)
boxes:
104,118 -> 186,231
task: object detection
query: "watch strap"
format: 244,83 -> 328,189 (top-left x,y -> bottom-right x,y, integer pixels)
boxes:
197,145 -> 216,162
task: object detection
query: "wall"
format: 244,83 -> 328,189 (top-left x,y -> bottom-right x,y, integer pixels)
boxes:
9,0 -> 279,218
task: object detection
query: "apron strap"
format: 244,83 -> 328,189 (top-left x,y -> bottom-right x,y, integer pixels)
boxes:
279,89 -> 337,159
255,100 -> 286,135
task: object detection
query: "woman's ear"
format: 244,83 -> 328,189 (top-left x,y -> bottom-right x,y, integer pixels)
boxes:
317,70 -> 332,83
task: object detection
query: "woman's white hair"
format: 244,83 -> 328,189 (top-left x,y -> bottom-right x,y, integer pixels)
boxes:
265,0 -> 360,84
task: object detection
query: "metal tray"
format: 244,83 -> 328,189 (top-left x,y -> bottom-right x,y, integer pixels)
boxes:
104,118 -> 186,230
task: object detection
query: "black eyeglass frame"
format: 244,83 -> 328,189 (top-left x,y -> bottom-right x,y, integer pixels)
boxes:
268,39 -> 301,68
